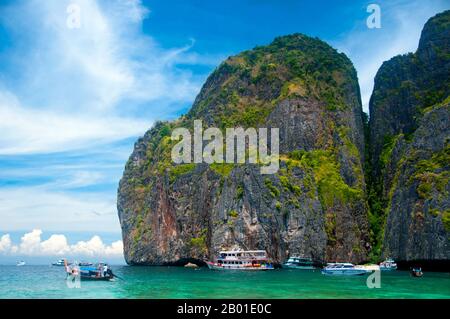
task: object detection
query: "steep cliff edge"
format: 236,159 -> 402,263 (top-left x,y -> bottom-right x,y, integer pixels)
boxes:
368,10 -> 450,261
117,34 -> 370,265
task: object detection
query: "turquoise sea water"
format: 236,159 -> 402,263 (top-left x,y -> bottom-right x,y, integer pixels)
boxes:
0,265 -> 449,299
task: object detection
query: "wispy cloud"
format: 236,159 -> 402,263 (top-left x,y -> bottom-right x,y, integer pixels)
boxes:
0,0 -> 207,155
0,0 -> 216,234
0,186 -> 119,232
0,90 -> 151,155
332,0 -> 449,112
0,140 -> 131,232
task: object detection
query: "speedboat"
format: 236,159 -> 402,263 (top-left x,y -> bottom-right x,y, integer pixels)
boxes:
16,261 -> 26,266
379,258 -> 397,271
206,250 -> 274,270
321,263 -> 370,276
282,256 -> 316,269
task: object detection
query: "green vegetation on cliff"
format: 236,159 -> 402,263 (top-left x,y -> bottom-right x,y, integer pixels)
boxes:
188,34 -> 359,128
287,149 -> 363,209
118,32 -> 370,265
367,10 -> 450,261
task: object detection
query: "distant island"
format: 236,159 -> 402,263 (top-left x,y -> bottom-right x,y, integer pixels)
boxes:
117,10 -> 449,269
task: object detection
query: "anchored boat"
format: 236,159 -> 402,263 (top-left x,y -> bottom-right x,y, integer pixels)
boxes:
16,261 -> 26,266
321,263 -> 370,276
379,258 -> 397,271
282,256 -> 316,270
65,261 -> 115,281
78,261 -> 94,267
52,258 -> 69,266
206,250 -> 274,270
411,267 -> 423,277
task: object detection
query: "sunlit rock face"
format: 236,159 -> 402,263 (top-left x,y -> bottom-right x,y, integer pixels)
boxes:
118,33 -> 372,265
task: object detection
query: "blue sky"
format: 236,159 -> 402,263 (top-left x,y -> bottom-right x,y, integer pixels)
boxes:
0,0 -> 448,263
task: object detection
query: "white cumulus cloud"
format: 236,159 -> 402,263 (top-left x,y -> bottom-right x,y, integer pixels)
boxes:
0,230 -> 123,258
70,235 -> 123,257
0,234 -> 15,253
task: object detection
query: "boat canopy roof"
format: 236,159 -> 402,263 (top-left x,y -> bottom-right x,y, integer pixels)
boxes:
219,250 -> 266,254
80,266 -> 98,271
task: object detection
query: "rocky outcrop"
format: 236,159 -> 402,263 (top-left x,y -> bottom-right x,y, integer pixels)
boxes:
369,10 -> 450,175
382,104 -> 449,260
368,10 -> 450,261
118,11 -> 450,266
118,34 -> 370,265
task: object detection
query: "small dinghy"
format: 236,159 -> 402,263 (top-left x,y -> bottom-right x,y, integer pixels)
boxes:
411,267 -> 423,277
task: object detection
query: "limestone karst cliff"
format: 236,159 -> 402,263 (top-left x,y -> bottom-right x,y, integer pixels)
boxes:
118,34 -> 370,265
118,10 -> 450,266
368,10 -> 449,261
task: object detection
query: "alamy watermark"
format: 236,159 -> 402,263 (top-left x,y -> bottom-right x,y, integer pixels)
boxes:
366,270 -> 381,288
66,3 -> 81,29
366,4 -> 381,29
171,120 -> 280,174
66,265 -> 81,289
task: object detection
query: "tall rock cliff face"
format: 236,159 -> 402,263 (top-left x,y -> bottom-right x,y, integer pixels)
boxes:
369,10 -> 450,175
369,11 -> 450,261
118,34 -> 370,265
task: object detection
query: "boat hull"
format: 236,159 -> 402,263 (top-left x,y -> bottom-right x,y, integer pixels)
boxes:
80,275 -> 114,281
67,274 -> 114,281
282,264 -> 315,270
379,266 -> 397,271
206,262 -> 274,271
321,269 -> 369,276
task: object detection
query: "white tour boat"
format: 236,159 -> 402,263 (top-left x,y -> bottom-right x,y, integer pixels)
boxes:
206,250 -> 274,270
52,258 -> 69,266
379,258 -> 397,271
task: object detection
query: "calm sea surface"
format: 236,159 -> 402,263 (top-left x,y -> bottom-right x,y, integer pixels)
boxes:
0,265 -> 449,298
